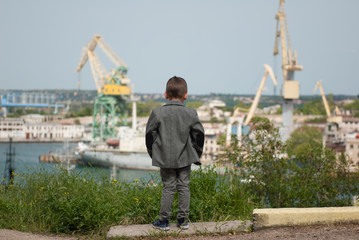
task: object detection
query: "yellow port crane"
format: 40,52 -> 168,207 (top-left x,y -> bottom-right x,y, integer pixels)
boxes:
273,0 -> 303,137
75,34 -> 132,141
244,64 -> 277,126
314,80 -> 342,123
75,34 -> 131,95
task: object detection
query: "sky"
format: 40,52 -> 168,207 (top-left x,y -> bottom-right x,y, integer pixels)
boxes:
0,0 -> 358,96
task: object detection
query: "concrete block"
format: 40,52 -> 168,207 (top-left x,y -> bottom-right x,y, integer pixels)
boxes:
253,206 -> 359,229
107,220 -> 252,238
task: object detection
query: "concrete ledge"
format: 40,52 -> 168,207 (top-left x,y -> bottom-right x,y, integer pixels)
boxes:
253,206 -> 359,229
107,220 -> 252,238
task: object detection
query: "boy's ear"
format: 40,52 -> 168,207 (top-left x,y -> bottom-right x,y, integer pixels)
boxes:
183,93 -> 188,100
164,92 -> 168,99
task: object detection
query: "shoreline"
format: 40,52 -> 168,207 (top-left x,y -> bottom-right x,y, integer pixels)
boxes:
0,139 -> 83,143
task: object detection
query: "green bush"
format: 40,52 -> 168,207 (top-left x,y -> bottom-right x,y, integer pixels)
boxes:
221,116 -> 359,208
286,125 -> 323,157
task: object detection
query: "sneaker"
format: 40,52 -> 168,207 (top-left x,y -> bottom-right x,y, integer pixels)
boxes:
152,219 -> 169,231
177,218 -> 189,230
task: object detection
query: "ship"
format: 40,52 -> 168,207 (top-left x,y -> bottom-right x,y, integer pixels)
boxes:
75,126 -> 157,170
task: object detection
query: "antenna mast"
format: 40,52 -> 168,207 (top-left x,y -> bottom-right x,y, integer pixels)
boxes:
3,138 -> 15,184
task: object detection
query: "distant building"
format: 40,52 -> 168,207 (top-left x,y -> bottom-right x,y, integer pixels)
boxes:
201,123 -> 226,164
257,104 -> 281,114
202,133 -> 218,164
233,96 -> 252,104
197,105 -> 211,121
0,115 -> 84,141
24,123 -> 84,140
20,114 -> 60,123
340,117 -> 359,137
197,100 -> 226,122
0,118 -> 25,139
208,99 -> 225,108
346,133 -> 359,167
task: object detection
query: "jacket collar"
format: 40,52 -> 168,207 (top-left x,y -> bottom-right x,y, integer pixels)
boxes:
164,100 -> 184,107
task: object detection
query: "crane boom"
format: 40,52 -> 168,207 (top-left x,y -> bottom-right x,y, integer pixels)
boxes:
75,34 -> 131,95
87,49 -> 107,93
314,80 -> 332,118
75,34 -> 127,73
244,64 -> 277,126
314,80 -> 343,126
75,35 -> 101,73
97,38 -> 127,68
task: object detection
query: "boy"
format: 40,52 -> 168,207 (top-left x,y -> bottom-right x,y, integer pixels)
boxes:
145,76 -> 205,230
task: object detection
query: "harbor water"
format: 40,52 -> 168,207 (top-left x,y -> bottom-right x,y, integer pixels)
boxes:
0,142 -> 159,183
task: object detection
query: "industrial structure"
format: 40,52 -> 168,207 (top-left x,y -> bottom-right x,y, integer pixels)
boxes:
75,35 -> 132,141
244,64 -> 277,126
273,0 -> 303,139
314,80 -> 343,143
0,92 -> 64,117
225,0 -> 303,145
3,138 -> 15,185
314,80 -> 342,124
225,64 -> 277,146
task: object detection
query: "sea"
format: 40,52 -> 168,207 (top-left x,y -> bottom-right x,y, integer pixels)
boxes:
0,142 -> 159,183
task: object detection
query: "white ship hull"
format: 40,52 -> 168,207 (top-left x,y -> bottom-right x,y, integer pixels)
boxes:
76,148 -> 157,170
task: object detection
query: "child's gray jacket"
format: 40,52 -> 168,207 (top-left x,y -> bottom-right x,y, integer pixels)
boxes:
145,100 -> 205,169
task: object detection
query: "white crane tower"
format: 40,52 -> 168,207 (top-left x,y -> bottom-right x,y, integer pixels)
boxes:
273,0 -> 303,139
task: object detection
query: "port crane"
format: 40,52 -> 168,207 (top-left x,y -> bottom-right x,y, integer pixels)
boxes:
273,0 -> 303,139
75,34 -> 131,141
225,64 -> 276,147
314,80 -> 342,123
244,64 -> 277,126
314,80 -> 343,143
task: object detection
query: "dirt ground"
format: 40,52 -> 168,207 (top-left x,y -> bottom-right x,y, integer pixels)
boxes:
179,224 -> 359,240
1,224 -> 359,240
0,229 -> 76,240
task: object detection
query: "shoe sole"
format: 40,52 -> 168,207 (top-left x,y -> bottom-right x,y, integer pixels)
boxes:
152,225 -> 170,231
177,224 -> 189,230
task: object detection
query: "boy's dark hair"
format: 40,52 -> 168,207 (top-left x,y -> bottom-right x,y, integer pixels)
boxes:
166,76 -> 187,99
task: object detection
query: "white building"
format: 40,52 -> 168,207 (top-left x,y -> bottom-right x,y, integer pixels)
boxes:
0,118 -> 25,139
340,117 -> 359,136
21,114 -> 47,123
20,114 -> 64,123
197,100 -> 226,122
0,116 -> 84,141
24,123 -> 84,140
208,99 -> 225,108
201,123 -> 226,164
258,104 -> 281,114
346,133 -> 359,167
197,105 -> 211,121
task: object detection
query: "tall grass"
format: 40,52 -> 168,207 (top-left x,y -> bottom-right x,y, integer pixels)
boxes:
0,166 -> 253,235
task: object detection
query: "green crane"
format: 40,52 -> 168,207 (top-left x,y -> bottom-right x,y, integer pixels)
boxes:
75,34 -> 131,142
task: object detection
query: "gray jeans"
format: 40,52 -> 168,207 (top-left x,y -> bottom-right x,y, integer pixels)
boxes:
159,165 -> 191,221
